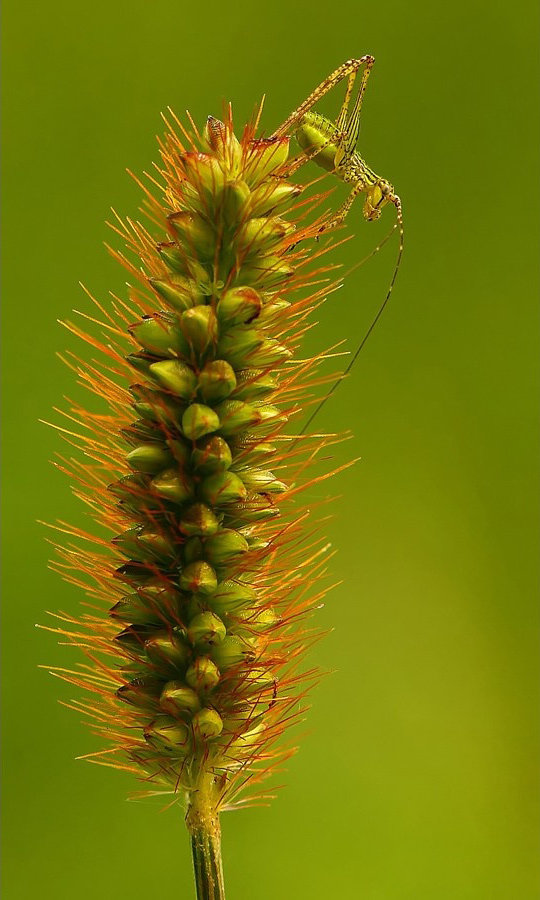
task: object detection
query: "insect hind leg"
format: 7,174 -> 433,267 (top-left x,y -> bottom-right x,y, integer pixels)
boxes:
334,59 -> 374,167
335,70 -> 358,133
271,57 -> 374,139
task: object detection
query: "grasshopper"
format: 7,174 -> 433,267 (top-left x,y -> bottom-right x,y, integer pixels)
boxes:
272,56 -> 402,231
272,56 -> 404,430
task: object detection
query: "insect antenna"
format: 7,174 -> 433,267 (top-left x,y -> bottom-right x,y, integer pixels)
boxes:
298,199 -> 404,436
343,214 -> 399,278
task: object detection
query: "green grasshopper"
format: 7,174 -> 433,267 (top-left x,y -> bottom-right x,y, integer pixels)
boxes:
272,56 -> 404,430
272,56 -> 402,230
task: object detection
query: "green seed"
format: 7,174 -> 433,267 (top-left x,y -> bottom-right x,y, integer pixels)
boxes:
110,594 -> 163,625
211,635 -> 250,670
209,580 -> 256,614
217,286 -> 262,326
191,435 -> 232,474
149,359 -> 197,399
216,327 -> 261,368
257,297 -> 291,322
192,707 -> 223,739
158,241 -> 189,275
149,276 -> 198,312
145,631 -> 191,671
216,400 -> 261,436
160,682 -> 201,717
233,369 -> 278,400
186,656 -> 220,691
182,403 -> 220,440
187,611 -> 226,647
245,338 -> 292,367
180,152 -> 226,198
108,473 -> 148,502
112,526 -> 144,558
204,529 -> 249,567
256,403 -> 283,427
126,352 -> 153,375
238,667 -> 276,698
113,580 -> 181,623
225,498 -> 279,526
241,258 -> 294,291
231,441 -> 276,465
226,721 -> 265,752
151,469 -> 194,505
240,468 -> 287,493
114,562 -> 155,587
179,503 -> 220,538
129,384 -> 184,426
131,315 -> 185,356
244,136 -> 289,185
236,216 -> 292,255
180,304 -> 218,353
198,359 -> 237,402
199,470 -> 247,506
137,530 -> 176,561
168,211 -> 215,259
144,715 -> 191,754
179,560 -> 218,596
117,676 -> 162,709
127,443 -> 174,474
249,179 -> 301,216
217,179 -> 251,224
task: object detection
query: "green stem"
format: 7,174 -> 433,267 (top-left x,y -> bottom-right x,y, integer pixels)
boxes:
186,774 -> 226,900
190,822 -> 225,900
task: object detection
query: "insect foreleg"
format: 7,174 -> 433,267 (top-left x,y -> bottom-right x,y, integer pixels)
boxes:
271,56 -> 374,139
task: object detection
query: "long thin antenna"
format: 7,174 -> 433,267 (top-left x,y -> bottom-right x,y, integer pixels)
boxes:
299,198 -> 404,436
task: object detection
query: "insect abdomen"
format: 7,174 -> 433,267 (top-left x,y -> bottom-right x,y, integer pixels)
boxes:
295,112 -> 342,175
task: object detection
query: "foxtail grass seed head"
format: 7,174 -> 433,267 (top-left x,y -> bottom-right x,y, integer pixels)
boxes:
45,109 -> 347,809
44,58 -> 402,891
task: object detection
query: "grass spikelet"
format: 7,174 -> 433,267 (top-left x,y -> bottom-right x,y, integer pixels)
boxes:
45,103 -> 355,897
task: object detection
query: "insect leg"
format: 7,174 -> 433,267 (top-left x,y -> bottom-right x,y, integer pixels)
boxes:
286,69 -> 360,175
334,59 -> 374,167
319,180 -> 366,232
271,57 -> 374,139
335,70 -> 358,133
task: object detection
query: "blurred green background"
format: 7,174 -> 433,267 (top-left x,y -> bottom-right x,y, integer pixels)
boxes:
2,1 -> 538,898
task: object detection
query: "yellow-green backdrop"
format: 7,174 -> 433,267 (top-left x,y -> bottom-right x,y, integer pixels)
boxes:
2,2 -> 538,898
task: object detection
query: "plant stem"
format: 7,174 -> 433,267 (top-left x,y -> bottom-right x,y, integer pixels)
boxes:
186,773 -> 226,900
190,821 -> 225,900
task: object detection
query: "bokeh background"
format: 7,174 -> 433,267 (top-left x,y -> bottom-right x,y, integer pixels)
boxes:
2,2 -> 538,898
